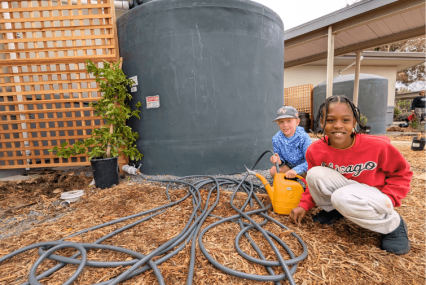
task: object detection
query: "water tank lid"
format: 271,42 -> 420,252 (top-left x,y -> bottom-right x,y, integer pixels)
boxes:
316,74 -> 387,87
120,0 -> 283,29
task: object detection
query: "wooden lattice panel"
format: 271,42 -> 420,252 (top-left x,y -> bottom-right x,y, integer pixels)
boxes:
0,61 -> 103,168
0,0 -> 124,169
284,84 -> 313,114
0,0 -> 118,65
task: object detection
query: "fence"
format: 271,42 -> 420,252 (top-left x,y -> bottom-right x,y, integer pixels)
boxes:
0,0 -> 125,169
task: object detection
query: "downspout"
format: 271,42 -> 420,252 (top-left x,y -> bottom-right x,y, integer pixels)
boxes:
338,55 -> 364,75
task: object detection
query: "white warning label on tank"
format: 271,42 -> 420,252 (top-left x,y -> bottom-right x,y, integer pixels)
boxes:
146,95 -> 160,109
131,87 -> 137,92
129,76 -> 138,87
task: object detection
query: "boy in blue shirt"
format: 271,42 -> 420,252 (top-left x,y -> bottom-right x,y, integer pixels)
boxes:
270,106 -> 312,178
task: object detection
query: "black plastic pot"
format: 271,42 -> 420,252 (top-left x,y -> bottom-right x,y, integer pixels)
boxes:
411,137 -> 425,151
356,125 -> 371,134
299,112 -> 311,133
90,157 -> 119,189
399,122 -> 409,128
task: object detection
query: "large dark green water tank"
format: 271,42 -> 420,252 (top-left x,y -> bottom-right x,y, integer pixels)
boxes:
313,74 -> 388,135
117,0 -> 284,175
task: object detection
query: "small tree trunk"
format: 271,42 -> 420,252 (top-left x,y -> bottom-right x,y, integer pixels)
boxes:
106,57 -> 123,158
106,124 -> 114,158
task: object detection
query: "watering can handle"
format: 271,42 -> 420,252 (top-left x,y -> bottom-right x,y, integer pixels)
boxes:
282,173 -> 308,189
282,173 -> 305,180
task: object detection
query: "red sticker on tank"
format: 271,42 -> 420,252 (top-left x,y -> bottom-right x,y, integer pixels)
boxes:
146,95 -> 160,109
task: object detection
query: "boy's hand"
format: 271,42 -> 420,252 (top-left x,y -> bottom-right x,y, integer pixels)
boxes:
290,207 -> 307,226
286,169 -> 297,178
270,153 -> 282,165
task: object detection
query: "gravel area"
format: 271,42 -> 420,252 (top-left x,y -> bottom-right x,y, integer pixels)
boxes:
128,169 -> 274,194
0,208 -> 73,240
127,168 -> 307,194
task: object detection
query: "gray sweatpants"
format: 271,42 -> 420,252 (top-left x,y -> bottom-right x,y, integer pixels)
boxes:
414,107 -> 426,122
307,166 -> 401,234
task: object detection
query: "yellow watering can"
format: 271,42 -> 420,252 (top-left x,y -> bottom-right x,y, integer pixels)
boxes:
245,164 -> 305,215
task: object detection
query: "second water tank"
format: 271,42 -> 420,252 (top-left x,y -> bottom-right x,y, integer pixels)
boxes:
313,74 -> 388,135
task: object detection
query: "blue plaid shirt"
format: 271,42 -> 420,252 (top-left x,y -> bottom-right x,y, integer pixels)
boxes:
272,126 -> 311,174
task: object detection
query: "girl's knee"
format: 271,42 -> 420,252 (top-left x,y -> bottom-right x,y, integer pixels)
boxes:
330,190 -> 349,214
331,189 -> 364,216
307,166 -> 330,185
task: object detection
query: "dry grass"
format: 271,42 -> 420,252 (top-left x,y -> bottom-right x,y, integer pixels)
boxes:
0,146 -> 424,285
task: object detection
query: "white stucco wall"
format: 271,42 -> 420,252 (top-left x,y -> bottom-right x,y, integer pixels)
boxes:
284,65 -> 397,107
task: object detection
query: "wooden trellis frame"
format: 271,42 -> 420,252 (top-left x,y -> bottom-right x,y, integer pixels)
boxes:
0,0 -> 126,169
284,84 -> 314,129
0,0 -> 119,65
284,84 -> 313,113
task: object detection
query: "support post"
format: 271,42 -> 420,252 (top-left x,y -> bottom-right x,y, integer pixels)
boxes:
326,26 -> 335,98
353,50 -> 362,107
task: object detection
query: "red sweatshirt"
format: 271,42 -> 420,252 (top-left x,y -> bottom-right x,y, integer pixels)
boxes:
298,134 -> 413,211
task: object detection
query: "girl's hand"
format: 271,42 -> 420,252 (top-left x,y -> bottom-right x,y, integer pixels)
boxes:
270,153 -> 282,165
290,207 -> 307,226
286,169 -> 297,178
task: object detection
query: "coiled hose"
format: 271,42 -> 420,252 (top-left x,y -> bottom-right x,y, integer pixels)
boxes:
0,151 -> 308,284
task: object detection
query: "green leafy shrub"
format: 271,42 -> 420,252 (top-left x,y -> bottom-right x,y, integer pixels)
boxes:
359,114 -> 368,126
396,99 -> 412,112
49,60 -> 143,161
393,107 -> 401,118
394,111 -> 411,122
409,119 -> 419,129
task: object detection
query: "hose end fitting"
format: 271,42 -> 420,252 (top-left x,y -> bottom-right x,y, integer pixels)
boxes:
244,165 -> 256,176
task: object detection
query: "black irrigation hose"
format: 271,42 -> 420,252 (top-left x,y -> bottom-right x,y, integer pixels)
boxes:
0,150 -> 308,285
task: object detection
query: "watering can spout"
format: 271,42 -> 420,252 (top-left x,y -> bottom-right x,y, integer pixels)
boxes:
244,166 -> 274,203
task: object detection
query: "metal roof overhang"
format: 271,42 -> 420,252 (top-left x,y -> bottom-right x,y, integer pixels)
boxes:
305,51 -> 426,72
284,0 -> 426,68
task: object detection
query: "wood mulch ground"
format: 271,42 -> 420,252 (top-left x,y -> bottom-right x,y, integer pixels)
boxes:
386,126 -> 424,133
0,146 -> 424,285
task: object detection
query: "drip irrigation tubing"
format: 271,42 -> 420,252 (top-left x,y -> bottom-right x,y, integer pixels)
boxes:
0,150 -> 308,285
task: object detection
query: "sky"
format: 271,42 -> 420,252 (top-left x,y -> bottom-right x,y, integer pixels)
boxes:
252,0 -> 360,30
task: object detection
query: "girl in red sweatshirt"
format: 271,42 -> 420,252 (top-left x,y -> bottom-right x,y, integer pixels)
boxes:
290,95 -> 412,255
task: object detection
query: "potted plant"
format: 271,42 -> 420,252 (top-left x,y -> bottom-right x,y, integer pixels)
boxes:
411,133 -> 425,151
49,60 -> 143,189
359,114 -> 371,134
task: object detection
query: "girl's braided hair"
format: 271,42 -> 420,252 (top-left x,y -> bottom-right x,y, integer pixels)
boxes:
314,95 -> 366,144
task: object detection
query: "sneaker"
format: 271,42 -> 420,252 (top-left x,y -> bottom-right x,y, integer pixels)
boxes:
312,209 -> 343,225
380,215 -> 410,255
